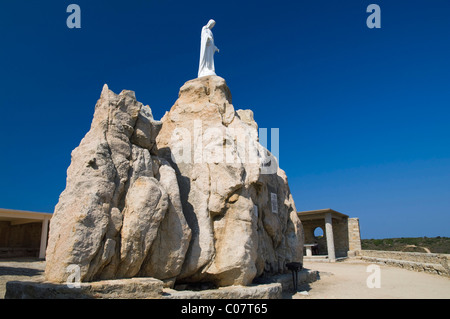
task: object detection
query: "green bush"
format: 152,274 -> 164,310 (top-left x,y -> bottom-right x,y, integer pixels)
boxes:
361,237 -> 450,254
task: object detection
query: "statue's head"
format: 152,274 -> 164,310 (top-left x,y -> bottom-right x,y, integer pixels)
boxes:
206,19 -> 216,29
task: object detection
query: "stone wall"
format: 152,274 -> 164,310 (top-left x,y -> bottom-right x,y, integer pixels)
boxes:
333,217 -> 349,257
302,217 -> 350,258
302,219 -> 327,255
0,221 -> 42,258
348,218 -> 362,253
358,250 -> 450,277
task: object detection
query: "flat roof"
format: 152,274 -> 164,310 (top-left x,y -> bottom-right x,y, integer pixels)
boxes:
0,208 -> 52,225
297,208 -> 348,221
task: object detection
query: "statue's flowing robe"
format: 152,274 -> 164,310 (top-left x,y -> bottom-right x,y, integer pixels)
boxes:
198,24 -> 217,77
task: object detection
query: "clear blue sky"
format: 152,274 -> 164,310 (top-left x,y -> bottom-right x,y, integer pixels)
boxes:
0,0 -> 449,239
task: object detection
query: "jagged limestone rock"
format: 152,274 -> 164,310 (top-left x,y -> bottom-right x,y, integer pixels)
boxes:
45,85 -> 191,283
45,77 -> 303,288
156,75 -> 303,286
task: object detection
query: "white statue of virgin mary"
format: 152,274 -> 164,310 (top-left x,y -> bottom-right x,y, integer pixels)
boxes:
198,19 -> 219,78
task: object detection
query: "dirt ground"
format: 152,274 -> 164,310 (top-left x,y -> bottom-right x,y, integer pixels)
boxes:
289,260 -> 450,299
1,258 -> 450,299
0,258 -> 45,299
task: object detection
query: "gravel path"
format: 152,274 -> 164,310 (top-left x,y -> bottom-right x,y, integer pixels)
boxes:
291,260 -> 450,299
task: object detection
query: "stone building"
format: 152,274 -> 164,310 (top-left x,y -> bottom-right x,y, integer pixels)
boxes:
0,208 -> 52,259
298,209 -> 361,262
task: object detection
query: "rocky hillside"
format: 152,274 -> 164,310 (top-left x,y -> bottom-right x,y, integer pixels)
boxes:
362,237 -> 450,254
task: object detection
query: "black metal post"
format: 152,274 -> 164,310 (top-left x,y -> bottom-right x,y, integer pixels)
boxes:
286,262 -> 303,293
291,270 -> 296,291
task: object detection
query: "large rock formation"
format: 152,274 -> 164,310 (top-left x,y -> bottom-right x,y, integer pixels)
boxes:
45,76 -> 303,287
45,85 -> 191,283
156,76 -> 303,286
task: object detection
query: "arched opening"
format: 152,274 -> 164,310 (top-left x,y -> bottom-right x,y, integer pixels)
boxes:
313,227 -> 324,239
311,226 -> 325,255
